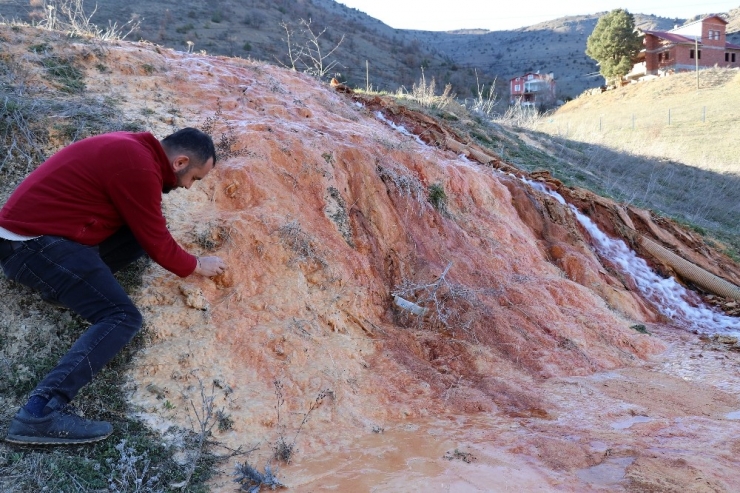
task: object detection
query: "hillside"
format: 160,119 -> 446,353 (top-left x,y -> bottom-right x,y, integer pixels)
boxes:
543,67 -> 740,169
1,0 -> 739,99
403,13 -> 682,97
2,21 -> 740,492
529,67 -> 740,252
0,0 -> 489,96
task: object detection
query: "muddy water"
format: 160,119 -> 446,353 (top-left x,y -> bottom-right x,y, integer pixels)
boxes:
287,416 -> 566,492
215,324 -> 740,493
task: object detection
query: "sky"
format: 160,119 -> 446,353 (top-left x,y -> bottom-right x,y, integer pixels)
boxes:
335,1 -> 740,31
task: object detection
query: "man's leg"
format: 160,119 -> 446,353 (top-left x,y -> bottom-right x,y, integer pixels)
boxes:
1,234 -> 143,443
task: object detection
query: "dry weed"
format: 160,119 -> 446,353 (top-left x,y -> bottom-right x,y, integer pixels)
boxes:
393,263 -> 481,337
376,162 -> 427,211
277,220 -> 327,268
396,68 -> 455,110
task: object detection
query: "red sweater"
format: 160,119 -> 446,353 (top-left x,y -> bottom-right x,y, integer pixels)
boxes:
0,132 -> 196,277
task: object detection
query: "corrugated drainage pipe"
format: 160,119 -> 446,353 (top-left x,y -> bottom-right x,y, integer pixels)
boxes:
639,235 -> 740,301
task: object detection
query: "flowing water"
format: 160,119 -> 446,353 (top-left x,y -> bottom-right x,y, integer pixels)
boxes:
526,180 -> 740,336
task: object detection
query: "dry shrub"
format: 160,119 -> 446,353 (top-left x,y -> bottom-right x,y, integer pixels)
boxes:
396,68 -> 455,110
392,263 -> 481,338
277,220 -> 327,269
375,163 -> 426,211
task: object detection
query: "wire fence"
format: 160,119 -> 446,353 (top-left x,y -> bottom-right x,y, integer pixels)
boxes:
545,101 -> 740,136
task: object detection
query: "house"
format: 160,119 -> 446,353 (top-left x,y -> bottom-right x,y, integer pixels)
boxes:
628,15 -> 740,79
509,72 -> 556,107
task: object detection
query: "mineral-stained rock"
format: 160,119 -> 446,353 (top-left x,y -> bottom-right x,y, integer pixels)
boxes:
2,24 -> 740,492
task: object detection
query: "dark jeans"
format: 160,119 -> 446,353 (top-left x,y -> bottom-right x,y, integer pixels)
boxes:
0,227 -> 145,411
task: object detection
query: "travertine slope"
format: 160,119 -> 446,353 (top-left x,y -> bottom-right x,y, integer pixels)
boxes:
2,25 -> 739,491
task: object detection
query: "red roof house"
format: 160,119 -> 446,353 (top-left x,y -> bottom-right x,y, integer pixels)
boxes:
629,15 -> 740,79
509,72 -> 556,107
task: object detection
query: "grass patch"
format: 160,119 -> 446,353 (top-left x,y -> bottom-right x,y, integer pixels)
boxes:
428,182 -> 448,214
40,56 -> 85,94
28,42 -> 51,53
1,414 -> 215,492
1,67 -> 144,195
277,220 -> 327,269
630,324 -> 650,335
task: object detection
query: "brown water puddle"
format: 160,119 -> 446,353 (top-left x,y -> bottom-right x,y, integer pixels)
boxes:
211,325 -> 740,492
285,416 -> 566,492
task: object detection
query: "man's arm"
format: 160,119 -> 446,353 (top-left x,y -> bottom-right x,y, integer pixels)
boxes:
107,169 -> 199,277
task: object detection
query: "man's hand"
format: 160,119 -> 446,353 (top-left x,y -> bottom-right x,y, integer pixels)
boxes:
193,256 -> 226,277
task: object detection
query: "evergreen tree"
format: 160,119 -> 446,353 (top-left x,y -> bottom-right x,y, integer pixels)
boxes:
586,9 -> 642,85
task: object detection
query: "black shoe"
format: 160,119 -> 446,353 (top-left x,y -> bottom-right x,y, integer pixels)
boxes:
5,406 -> 113,445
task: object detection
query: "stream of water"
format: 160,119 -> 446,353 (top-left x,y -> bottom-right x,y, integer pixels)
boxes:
528,180 -> 740,335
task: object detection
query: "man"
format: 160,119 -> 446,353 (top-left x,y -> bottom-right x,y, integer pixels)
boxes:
0,127 -> 227,445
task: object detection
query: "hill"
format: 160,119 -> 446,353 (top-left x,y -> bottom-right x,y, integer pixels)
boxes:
402,12 -> 681,97
529,67 -> 740,251
2,22 -> 740,491
1,0 -> 739,99
544,67 -> 740,169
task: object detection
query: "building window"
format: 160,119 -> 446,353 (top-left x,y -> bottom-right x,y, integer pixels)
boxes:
690,49 -> 694,59
734,53 -> 737,63
665,52 -> 669,60
699,50 -> 701,59
727,53 -> 730,62
515,84 -> 520,91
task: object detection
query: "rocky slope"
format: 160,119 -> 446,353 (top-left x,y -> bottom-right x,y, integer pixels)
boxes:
1,25 -> 740,491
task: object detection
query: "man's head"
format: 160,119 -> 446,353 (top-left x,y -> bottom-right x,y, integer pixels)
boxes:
161,128 -> 217,189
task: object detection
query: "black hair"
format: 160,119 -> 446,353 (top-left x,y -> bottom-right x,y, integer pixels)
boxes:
161,127 -> 217,167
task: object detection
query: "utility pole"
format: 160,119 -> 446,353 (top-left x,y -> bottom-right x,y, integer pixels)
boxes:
695,35 -> 700,90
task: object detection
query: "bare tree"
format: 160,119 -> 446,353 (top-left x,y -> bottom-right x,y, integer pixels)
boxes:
276,21 -> 304,71
299,18 -> 345,79
38,0 -> 140,40
276,18 -> 345,80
